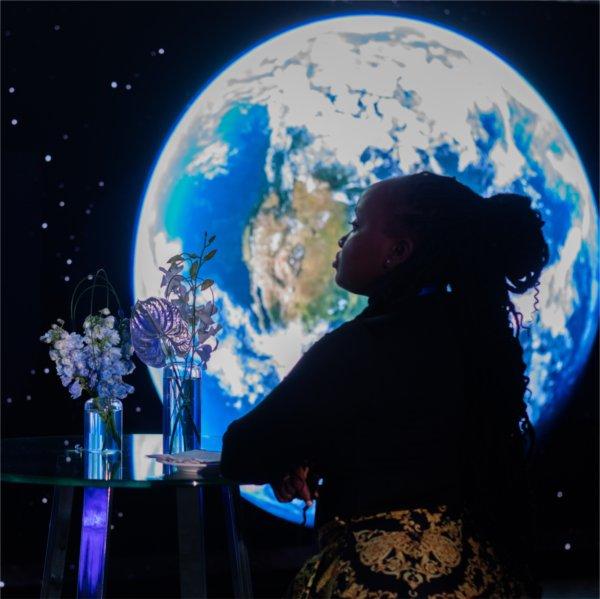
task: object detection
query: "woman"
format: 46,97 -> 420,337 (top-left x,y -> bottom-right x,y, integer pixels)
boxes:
219,171 -> 549,598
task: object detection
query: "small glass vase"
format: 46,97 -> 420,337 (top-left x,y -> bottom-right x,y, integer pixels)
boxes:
163,361 -> 202,454
84,450 -> 123,480
84,397 -> 123,454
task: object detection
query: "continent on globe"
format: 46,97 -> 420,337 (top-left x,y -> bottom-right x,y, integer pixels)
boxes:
242,180 -> 363,331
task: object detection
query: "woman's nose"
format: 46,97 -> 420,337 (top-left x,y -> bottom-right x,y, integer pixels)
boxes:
338,234 -> 347,248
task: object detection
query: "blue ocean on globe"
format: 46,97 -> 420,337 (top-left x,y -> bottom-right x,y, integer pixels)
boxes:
133,15 -> 599,526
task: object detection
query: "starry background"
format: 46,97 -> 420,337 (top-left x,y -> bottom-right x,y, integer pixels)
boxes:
1,1 -> 598,597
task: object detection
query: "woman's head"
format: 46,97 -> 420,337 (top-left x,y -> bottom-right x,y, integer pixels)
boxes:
333,179 -> 419,295
334,171 -> 550,315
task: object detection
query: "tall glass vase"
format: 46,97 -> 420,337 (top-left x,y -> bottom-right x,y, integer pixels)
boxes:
162,361 -> 202,454
84,397 -> 122,454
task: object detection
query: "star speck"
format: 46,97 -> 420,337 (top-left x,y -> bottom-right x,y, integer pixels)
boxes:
66,258 -> 72,265
11,118 -> 18,125
43,368 -> 50,374
564,542 -> 572,551
42,497 -> 48,504
158,48 -> 165,55
62,133 -> 69,140
44,154 -> 52,162
41,222 -> 48,229
111,81 -> 118,89
8,86 -> 15,93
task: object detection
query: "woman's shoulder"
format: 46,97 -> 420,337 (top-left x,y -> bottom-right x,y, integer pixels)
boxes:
313,318 -> 376,356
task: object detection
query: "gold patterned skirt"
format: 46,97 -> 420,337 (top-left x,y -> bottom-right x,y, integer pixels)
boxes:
283,504 -> 539,599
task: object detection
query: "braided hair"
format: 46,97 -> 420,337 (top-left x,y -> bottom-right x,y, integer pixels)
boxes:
375,171 -> 549,581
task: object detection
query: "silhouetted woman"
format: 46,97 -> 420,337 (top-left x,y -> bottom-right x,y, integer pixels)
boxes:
220,170 -> 549,598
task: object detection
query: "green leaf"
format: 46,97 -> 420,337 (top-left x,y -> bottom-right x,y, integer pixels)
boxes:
190,261 -> 200,280
207,234 -> 216,246
167,254 -> 183,264
201,278 -> 214,291
203,249 -> 217,263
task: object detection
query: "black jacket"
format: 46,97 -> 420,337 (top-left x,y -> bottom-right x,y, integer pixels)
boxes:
219,287 -> 468,529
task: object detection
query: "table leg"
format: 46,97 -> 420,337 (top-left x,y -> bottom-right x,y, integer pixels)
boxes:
41,485 -> 74,598
222,484 -> 253,599
176,486 -> 207,598
77,487 -> 112,598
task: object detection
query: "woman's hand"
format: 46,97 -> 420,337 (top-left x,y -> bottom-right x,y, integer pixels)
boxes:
270,464 -> 320,507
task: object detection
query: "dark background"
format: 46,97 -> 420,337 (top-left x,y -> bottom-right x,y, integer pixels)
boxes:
1,1 -> 598,597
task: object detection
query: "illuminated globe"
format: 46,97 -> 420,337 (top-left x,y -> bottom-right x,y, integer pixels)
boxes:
133,14 -> 599,525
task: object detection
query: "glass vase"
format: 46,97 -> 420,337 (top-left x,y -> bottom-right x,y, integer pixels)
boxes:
163,361 -> 202,454
84,397 -> 123,454
84,450 -> 123,480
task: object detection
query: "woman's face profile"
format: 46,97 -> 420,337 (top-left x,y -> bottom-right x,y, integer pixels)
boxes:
333,180 -> 416,296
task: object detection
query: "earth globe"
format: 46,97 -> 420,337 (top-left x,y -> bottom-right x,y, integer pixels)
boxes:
133,14 -> 599,526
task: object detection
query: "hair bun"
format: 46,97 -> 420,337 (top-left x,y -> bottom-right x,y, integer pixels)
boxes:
482,193 -> 549,294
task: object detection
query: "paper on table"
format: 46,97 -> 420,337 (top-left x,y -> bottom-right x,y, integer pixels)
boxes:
146,449 -> 221,466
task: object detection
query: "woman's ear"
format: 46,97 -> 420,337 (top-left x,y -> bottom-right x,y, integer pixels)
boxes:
387,238 -> 414,268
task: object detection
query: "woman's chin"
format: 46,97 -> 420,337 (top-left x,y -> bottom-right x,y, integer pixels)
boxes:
333,269 -> 353,293
333,268 -> 344,286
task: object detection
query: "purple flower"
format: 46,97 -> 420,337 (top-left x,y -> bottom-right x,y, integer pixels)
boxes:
159,263 -> 185,298
197,344 -> 213,364
130,297 -> 191,368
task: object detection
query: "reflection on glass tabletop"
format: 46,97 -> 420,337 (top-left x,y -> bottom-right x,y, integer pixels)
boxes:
1,434 -> 230,488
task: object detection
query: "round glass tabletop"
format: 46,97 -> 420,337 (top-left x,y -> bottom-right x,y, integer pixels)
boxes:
1,434 -> 229,488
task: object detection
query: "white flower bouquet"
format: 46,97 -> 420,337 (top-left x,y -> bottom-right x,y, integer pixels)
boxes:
40,270 -> 135,450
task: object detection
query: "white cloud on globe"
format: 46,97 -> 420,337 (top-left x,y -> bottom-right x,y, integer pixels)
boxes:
186,139 -> 233,179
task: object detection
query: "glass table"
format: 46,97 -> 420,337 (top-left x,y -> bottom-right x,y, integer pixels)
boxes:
1,434 -> 253,598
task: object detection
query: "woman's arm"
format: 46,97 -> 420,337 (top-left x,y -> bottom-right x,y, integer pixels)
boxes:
219,321 -> 374,484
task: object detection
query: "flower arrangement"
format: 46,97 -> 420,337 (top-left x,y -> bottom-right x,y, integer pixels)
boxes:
130,231 -> 222,452
40,270 -> 135,451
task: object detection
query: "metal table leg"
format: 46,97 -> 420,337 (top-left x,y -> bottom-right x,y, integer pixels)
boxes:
222,484 -> 253,599
177,486 -> 207,598
77,487 -> 112,598
41,485 -> 74,598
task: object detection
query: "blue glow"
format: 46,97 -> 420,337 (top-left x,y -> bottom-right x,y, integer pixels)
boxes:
132,14 -> 598,527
